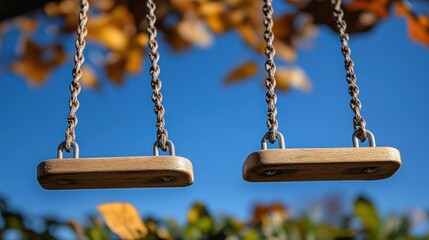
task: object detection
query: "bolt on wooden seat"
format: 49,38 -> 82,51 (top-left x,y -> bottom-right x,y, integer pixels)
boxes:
38,141 -> 194,190
242,131 -> 401,182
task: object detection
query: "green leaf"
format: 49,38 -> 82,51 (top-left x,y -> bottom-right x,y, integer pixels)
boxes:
354,196 -> 381,237
243,229 -> 260,240
85,217 -> 113,240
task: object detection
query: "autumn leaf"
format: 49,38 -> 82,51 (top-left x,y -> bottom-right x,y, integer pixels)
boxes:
11,39 -> 66,85
81,67 -> 99,88
97,202 -> 147,240
106,56 -> 126,85
199,2 -> 225,16
125,45 -> 144,74
238,24 -> 259,45
89,24 -> 128,52
14,17 -> 38,31
275,67 -> 311,91
251,203 -> 288,225
395,2 -> 429,46
274,41 -> 296,62
347,0 -> 390,18
224,61 -> 259,84
177,17 -> 213,47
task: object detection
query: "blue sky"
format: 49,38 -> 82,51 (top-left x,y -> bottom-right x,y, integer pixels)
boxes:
0,14 -> 428,225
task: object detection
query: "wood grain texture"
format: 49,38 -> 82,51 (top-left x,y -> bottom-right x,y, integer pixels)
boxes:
37,156 -> 194,190
243,147 -> 401,182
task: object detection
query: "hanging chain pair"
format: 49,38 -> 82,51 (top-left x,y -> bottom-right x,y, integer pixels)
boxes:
61,0 -> 370,154
61,0 -> 170,155
261,0 -> 370,145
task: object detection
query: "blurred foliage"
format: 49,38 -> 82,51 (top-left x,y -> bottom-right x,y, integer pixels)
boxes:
1,196 -> 429,239
0,0 -> 428,91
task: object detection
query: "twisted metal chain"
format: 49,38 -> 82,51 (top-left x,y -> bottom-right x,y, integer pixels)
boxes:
146,0 -> 169,151
331,0 -> 367,142
262,0 -> 279,144
64,0 -> 89,151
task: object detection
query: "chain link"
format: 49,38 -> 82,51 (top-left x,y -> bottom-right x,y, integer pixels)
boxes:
146,0 -> 169,151
331,0 -> 367,142
262,0 -> 279,144
64,0 -> 89,151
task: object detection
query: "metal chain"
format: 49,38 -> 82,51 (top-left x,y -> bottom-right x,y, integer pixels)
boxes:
262,0 -> 279,144
64,0 -> 89,151
331,0 -> 367,142
146,0 -> 169,151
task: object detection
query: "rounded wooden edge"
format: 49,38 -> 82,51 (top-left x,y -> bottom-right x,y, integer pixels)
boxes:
37,156 -> 194,189
242,147 -> 402,182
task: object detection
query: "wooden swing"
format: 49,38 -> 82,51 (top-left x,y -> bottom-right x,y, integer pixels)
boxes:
242,0 -> 401,182
37,0 -> 193,190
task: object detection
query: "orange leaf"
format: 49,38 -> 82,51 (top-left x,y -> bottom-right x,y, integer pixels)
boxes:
224,61 -> 258,84
97,202 -> 147,240
251,203 -> 288,225
395,2 -> 429,46
409,16 -> 429,45
15,17 -> 38,31
106,57 -> 125,85
274,41 -> 296,62
11,39 -> 65,85
394,1 -> 408,16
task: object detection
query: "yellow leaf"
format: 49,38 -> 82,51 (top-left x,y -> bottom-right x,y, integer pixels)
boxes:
97,202 -> 147,240
275,67 -> 311,91
238,24 -> 258,45
206,14 -> 227,33
81,67 -> 99,88
199,2 -> 225,16
225,61 -> 258,84
125,45 -> 144,73
177,17 -> 213,47
89,25 -> 128,52
134,33 -> 148,47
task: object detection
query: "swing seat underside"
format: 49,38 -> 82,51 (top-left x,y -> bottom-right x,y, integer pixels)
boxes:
37,156 -> 194,190
243,147 -> 401,182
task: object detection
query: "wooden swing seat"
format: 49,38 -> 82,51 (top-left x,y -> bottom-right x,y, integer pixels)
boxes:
37,156 -> 194,190
243,147 -> 401,182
